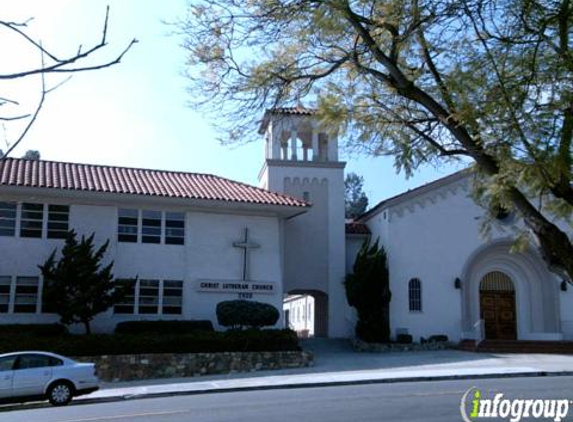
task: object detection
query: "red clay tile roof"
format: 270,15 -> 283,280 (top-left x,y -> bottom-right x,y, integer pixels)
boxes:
258,107 -> 316,133
345,222 -> 371,235
270,107 -> 315,116
0,158 -> 308,208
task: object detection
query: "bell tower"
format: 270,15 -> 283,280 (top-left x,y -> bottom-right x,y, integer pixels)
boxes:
258,107 -> 350,338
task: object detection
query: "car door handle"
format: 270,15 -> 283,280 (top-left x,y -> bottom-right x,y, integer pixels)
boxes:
43,371 -> 50,376
3,376 -> 11,380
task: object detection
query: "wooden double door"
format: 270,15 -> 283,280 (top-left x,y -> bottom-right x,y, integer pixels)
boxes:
480,290 -> 517,340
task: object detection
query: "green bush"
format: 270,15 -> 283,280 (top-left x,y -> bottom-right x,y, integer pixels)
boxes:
428,334 -> 448,343
115,320 -> 214,335
0,323 -> 68,337
216,300 -> 279,329
396,334 -> 413,344
0,329 -> 299,356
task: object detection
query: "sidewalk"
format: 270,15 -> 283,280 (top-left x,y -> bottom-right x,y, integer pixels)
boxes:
79,339 -> 573,403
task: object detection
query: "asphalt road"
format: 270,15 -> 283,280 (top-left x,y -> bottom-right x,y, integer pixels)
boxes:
2,376 -> 572,422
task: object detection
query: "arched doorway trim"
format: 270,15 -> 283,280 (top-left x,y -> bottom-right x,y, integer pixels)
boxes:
460,239 -> 561,340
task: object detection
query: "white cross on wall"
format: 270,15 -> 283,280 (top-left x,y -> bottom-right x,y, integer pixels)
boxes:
233,227 -> 260,281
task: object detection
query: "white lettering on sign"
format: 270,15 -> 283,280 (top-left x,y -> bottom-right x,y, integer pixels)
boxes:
195,279 -> 275,295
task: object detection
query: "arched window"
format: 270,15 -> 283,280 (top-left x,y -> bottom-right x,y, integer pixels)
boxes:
408,278 -> 422,312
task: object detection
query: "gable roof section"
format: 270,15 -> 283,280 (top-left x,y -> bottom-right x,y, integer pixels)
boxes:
358,168 -> 472,221
0,158 -> 308,208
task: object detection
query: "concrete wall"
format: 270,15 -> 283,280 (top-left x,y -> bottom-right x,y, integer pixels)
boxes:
0,192 -> 285,333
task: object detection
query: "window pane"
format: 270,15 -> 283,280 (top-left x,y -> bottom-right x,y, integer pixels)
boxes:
17,354 -> 54,370
114,279 -> 136,314
162,279 -> 182,315
20,203 -> 43,238
142,211 -> 161,244
139,279 -> 159,314
47,204 -> 69,239
0,277 -> 11,314
165,212 -> 185,245
118,209 -> 138,243
14,277 -> 38,313
0,356 -> 16,371
0,203 -> 16,238
408,278 -> 422,312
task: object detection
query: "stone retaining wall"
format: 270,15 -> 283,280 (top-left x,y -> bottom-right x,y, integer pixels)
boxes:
352,339 -> 452,352
78,351 -> 314,382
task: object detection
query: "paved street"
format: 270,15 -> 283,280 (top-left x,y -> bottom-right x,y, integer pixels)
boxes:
2,376 -> 572,422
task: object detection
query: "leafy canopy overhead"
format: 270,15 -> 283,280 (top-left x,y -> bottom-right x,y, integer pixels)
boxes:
180,0 -> 573,282
345,172 -> 369,218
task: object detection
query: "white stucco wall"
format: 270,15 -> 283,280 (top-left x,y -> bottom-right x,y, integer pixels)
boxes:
261,160 -> 351,338
283,295 -> 314,337
361,175 -> 571,342
0,192 -> 286,333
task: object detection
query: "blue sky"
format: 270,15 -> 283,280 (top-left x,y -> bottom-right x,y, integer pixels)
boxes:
1,0 -> 465,209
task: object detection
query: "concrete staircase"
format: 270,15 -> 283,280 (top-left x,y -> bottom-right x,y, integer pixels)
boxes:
459,339 -> 573,354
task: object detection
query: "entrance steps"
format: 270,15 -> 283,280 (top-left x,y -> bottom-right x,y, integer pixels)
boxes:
459,339 -> 573,354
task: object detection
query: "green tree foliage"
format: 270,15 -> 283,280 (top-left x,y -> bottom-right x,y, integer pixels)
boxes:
345,239 -> 391,342
38,230 -> 127,334
345,172 -> 369,218
216,300 -> 280,330
21,150 -> 40,160
179,0 -> 573,283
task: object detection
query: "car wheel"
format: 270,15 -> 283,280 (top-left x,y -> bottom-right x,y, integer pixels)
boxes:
47,381 -> 74,406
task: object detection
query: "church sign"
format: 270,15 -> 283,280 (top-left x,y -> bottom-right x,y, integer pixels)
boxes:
196,227 -> 274,294
195,280 -> 274,294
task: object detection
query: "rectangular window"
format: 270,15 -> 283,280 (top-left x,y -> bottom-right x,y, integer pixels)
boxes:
20,203 -> 43,238
142,210 -> 162,244
0,276 -> 11,313
165,212 -> 185,245
138,279 -> 159,314
162,280 -> 183,314
118,209 -> 138,243
14,277 -> 38,313
47,205 -> 69,239
114,279 -> 136,314
0,202 -> 16,237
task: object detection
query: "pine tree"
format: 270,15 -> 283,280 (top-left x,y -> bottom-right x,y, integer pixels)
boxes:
39,230 -> 127,334
345,239 -> 391,343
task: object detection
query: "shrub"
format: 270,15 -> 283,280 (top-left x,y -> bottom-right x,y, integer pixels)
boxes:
428,334 -> 449,343
115,320 -> 214,335
0,329 -> 299,356
216,300 -> 279,329
0,323 -> 68,337
396,334 -> 413,344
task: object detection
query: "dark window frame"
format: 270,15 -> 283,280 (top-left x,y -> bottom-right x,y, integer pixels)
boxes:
408,278 -> 422,312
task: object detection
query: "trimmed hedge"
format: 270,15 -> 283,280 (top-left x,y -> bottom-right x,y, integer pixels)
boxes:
115,320 -> 214,335
0,329 -> 300,356
0,323 -> 68,337
217,300 -> 279,329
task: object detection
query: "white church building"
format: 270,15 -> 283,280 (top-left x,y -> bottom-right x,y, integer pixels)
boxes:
0,107 -> 571,343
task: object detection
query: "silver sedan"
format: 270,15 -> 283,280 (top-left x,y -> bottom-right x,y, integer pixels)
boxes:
0,351 -> 99,406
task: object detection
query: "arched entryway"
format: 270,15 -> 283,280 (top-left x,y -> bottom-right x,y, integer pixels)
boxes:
461,240 -> 562,341
479,271 -> 517,340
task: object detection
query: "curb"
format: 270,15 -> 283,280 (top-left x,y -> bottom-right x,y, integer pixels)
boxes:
2,370 -> 572,412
